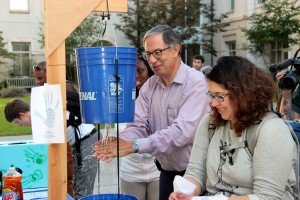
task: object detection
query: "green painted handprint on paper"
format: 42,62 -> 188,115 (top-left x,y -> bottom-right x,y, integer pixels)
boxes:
22,169 -> 43,187
24,147 -> 47,165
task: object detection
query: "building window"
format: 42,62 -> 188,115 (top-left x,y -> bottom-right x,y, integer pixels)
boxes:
256,0 -> 265,4
227,0 -> 235,12
225,41 -> 236,56
10,0 -> 29,13
271,42 -> 289,64
11,42 -> 31,77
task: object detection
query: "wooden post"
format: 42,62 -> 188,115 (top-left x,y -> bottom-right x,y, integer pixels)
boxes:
44,0 -> 127,199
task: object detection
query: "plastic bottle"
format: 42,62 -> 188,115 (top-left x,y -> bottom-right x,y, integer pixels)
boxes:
2,164 -> 23,200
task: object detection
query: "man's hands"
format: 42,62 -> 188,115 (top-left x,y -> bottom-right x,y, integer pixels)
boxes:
93,137 -> 134,163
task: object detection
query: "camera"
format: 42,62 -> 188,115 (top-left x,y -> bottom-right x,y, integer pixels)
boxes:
270,48 -> 300,90
279,58 -> 300,89
281,65 -> 300,89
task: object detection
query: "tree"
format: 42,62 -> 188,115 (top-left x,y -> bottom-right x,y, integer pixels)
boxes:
200,0 -> 227,64
0,31 -> 14,64
242,0 -> 300,54
115,0 -> 202,62
65,13 -> 108,82
38,13 -> 106,83
115,0 -> 171,51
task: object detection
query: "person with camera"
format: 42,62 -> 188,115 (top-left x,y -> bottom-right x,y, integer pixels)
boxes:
276,69 -> 300,141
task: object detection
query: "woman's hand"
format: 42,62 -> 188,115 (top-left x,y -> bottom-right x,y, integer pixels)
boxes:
169,192 -> 192,200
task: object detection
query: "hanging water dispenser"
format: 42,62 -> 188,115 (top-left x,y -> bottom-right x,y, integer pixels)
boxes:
75,46 -> 137,124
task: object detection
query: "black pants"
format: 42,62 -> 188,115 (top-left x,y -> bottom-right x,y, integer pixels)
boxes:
155,159 -> 185,200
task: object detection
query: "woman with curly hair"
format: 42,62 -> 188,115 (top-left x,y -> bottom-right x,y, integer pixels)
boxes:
169,56 -> 297,199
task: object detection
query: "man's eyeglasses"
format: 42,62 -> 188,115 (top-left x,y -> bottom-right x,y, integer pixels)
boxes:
33,65 -> 45,71
142,47 -> 171,60
206,91 -> 229,102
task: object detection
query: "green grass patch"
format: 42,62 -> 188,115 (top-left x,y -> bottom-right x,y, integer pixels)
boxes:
0,97 -> 32,136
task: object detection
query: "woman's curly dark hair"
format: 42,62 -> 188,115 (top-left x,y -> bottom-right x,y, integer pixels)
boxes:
206,56 -> 276,135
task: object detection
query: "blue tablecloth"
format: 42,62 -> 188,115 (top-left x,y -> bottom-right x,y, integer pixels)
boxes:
0,188 -> 74,200
0,188 -> 47,200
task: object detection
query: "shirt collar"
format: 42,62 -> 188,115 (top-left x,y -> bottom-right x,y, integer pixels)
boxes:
172,61 -> 188,84
155,61 -> 189,86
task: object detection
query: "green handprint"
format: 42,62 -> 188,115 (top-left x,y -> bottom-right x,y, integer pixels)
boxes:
24,147 -> 47,165
22,169 -> 43,187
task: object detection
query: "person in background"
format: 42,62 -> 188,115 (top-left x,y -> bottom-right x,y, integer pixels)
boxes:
169,56 -> 297,199
276,70 -> 300,141
120,55 -> 159,200
200,65 -> 212,75
94,24 -> 210,200
192,55 -> 205,71
4,99 -> 31,126
135,55 -> 155,95
33,61 -> 98,199
33,61 -> 78,92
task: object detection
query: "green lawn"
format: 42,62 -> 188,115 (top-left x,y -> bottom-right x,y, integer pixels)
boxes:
0,97 -> 32,136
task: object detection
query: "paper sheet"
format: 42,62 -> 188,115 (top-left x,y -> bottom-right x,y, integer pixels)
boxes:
31,84 -> 64,144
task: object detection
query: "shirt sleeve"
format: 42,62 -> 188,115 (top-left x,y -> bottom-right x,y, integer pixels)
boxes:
184,114 -> 211,189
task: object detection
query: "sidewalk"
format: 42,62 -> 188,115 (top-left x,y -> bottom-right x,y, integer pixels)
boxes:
0,134 -> 120,196
0,134 -> 32,141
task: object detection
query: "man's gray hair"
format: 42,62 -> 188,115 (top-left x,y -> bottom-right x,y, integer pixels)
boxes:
37,61 -> 46,70
143,25 -> 182,48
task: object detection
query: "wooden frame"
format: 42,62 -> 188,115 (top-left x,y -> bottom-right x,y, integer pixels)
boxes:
44,0 -> 127,199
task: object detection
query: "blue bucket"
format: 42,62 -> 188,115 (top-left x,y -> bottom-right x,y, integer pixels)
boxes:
80,194 -> 139,200
75,46 -> 137,124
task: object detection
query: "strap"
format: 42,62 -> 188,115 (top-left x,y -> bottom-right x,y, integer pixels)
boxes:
74,126 -> 82,166
208,117 -> 216,142
245,112 -> 279,156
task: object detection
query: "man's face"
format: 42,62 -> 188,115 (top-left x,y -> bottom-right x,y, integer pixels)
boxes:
33,69 -> 46,86
12,112 -> 31,126
144,33 -> 179,83
193,59 -> 203,70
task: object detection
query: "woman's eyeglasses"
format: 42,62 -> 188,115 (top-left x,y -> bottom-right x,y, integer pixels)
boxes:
206,91 -> 229,102
32,65 -> 45,71
142,47 -> 171,60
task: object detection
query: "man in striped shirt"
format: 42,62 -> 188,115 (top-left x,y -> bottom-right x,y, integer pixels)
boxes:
94,24 -> 210,200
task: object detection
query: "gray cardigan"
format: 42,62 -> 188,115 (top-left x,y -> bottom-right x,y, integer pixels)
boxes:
185,113 -> 297,199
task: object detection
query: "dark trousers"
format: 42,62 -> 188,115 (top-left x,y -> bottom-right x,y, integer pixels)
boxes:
155,159 -> 185,200
67,144 -> 74,197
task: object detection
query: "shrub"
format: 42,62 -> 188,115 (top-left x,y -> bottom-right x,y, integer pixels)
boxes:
0,80 -> 7,90
1,87 -> 29,98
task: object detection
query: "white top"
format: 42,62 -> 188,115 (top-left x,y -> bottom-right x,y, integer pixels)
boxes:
119,123 -> 160,182
66,111 -> 95,145
120,153 -> 160,182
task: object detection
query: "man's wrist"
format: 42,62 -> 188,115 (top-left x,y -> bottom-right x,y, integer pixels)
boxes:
132,140 -> 139,153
